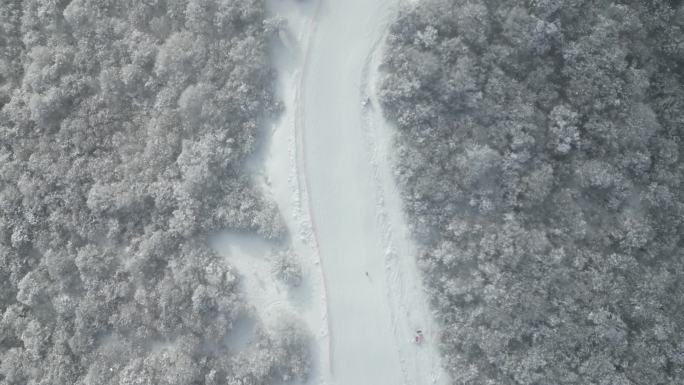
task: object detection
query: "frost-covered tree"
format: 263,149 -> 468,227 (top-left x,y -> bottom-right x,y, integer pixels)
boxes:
0,0 -> 309,384
381,1 -> 684,384
271,250 -> 303,287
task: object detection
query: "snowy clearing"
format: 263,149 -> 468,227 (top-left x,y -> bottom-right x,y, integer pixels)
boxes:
215,0 -> 450,383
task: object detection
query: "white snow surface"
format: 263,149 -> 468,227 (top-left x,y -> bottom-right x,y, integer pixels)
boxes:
214,0 -> 449,384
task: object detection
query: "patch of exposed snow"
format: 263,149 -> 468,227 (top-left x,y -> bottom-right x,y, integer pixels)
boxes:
223,315 -> 258,353
210,233 -> 292,330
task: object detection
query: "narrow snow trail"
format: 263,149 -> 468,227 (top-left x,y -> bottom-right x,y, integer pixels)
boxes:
263,0 -> 450,384
300,0 -> 404,383
299,0 -> 449,384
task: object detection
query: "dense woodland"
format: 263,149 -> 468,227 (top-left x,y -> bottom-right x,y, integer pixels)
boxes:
0,1 -> 311,384
380,0 -> 684,384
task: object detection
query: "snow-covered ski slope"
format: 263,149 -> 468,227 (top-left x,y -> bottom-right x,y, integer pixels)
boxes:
237,0 -> 453,383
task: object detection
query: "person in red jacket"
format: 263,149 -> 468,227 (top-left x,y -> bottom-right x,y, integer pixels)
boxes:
414,330 -> 423,344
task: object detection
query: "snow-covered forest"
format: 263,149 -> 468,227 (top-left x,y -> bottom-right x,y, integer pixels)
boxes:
379,0 -> 684,384
2,0 -> 683,384
0,1 -> 310,384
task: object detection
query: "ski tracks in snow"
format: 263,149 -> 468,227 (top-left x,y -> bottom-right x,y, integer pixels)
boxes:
291,0 -> 335,376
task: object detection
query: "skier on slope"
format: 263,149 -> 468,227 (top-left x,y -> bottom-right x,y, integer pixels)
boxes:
414,330 -> 423,345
